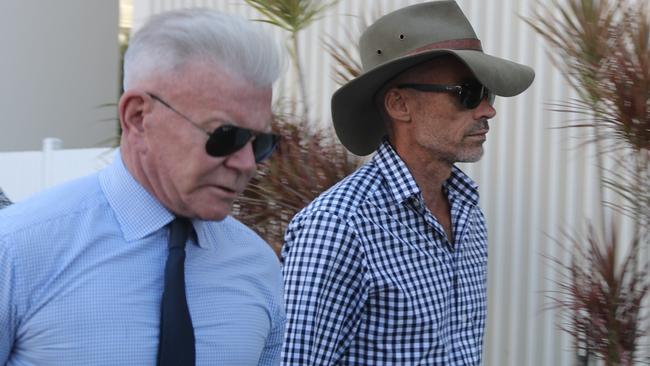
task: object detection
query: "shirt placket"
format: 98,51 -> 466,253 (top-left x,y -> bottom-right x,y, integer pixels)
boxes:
449,196 -> 480,364
405,195 -> 458,361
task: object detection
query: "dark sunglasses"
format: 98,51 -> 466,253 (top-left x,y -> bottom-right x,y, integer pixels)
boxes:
147,93 -> 279,163
204,124 -> 278,163
397,80 -> 495,109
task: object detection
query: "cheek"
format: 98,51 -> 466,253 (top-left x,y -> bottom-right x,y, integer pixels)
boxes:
440,115 -> 470,141
176,152 -> 214,187
149,136 -> 205,186
415,118 -> 449,142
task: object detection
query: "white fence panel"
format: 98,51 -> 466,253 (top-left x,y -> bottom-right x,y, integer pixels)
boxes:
0,141 -> 112,203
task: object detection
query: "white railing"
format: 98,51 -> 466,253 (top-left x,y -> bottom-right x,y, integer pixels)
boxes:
0,138 -> 113,203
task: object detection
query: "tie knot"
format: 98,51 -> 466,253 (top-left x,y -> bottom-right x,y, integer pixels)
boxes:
168,217 -> 191,250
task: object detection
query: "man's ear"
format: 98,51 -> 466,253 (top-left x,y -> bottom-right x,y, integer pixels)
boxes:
118,91 -> 152,137
384,88 -> 411,124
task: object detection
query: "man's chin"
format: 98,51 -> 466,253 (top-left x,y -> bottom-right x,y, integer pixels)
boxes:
457,147 -> 484,163
198,211 -> 230,222
191,203 -> 232,222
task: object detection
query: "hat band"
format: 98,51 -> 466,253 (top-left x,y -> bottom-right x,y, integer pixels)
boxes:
406,38 -> 483,56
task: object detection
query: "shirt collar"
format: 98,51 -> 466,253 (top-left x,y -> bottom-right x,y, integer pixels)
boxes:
372,139 -> 480,207
99,151 -> 173,241
372,139 -> 422,204
99,150 -> 209,248
445,165 -> 480,207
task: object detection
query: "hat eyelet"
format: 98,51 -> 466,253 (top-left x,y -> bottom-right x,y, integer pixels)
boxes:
377,50 -> 382,55
399,34 -> 405,40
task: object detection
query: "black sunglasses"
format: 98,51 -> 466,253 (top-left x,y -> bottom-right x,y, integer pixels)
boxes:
397,80 -> 495,109
147,93 -> 279,163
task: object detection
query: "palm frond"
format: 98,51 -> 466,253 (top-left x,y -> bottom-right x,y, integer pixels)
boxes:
321,34 -> 362,85
244,0 -> 340,33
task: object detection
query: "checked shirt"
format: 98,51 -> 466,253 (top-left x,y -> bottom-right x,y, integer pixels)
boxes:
282,140 -> 488,365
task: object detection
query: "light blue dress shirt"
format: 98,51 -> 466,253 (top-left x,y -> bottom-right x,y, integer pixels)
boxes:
0,153 -> 285,366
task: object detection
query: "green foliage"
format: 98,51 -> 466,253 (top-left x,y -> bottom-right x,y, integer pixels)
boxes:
245,0 -> 340,121
322,34 -> 362,86
244,0 -> 339,33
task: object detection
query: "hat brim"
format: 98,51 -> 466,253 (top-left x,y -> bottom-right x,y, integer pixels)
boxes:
331,49 -> 535,156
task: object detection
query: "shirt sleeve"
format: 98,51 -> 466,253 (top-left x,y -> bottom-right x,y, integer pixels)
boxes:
281,210 -> 368,365
258,270 -> 286,366
0,238 -> 16,363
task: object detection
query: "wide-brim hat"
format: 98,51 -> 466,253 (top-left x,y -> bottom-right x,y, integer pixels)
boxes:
331,0 -> 535,156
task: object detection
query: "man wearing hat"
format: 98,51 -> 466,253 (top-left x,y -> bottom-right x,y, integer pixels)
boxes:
281,1 -> 534,365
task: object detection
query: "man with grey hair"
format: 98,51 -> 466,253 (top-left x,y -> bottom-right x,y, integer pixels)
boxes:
282,1 -> 534,365
0,9 -> 285,365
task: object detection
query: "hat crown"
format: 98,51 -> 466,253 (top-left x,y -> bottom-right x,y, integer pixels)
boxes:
360,0 -> 478,72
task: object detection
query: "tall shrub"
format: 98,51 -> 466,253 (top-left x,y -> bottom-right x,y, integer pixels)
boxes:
527,0 -> 650,363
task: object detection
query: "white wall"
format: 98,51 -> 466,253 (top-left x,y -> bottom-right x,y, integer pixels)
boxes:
0,1 -> 120,152
0,141 -> 112,203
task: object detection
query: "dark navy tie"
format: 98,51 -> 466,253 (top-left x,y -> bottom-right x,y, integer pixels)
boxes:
158,217 -> 195,366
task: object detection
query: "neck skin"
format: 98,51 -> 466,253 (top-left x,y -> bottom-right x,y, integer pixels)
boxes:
390,132 -> 452,217
380,93 -> 456,243
395,137 -> 454,244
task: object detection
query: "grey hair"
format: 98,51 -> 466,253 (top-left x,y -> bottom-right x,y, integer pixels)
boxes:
123,8 -> 285,90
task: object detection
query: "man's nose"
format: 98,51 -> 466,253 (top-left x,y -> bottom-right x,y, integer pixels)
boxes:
474,98 -> 497,120
224,141 -> 257,173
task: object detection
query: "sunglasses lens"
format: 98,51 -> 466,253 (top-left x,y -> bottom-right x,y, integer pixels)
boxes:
460,81 -> 486,109
205,125 -> 252,157
252,134 -> 279,163
205,125 -> 278,162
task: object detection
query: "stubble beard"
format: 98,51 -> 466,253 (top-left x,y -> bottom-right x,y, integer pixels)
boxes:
457,119 -> 489,163
456,145 -> 484,163
415,128 -> 487,165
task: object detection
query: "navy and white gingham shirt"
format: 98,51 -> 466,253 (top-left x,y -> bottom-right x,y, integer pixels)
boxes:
282,140 -> 488,365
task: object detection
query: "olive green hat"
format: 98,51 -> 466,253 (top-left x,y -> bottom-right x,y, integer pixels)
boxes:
331,0 -> 535,155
